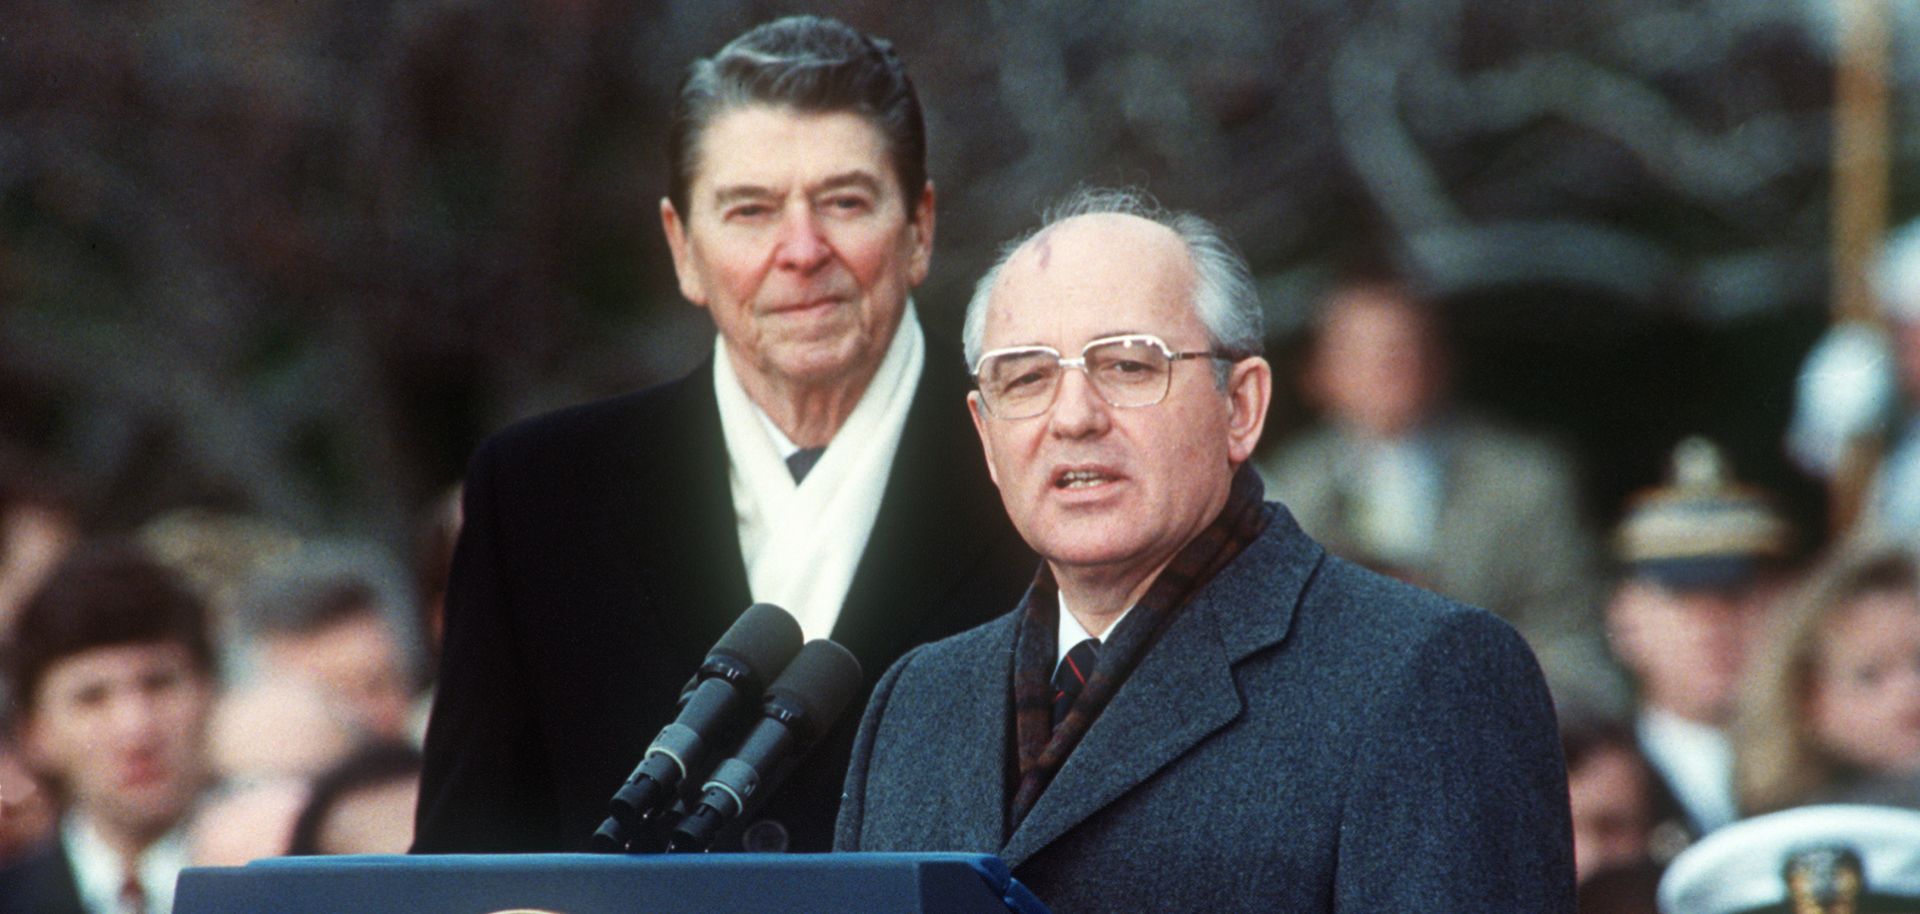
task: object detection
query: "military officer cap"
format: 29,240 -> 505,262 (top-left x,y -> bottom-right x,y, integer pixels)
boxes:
1659,804 -> 1920,914
1615,437 -> 1792,590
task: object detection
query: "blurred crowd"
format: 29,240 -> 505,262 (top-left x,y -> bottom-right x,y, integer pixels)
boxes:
0,478 -> 459,910
1258,234 -> 1920,912
3,222 -> 1920,914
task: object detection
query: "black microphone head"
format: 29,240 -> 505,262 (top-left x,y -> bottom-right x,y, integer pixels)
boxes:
710,603 -> 804,686
766,639 -> 863,736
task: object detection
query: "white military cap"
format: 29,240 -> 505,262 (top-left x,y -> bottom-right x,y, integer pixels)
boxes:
1659,804 -> 1920,914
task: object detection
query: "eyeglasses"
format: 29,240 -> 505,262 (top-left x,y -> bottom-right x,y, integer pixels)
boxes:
972,334 -> 1235,419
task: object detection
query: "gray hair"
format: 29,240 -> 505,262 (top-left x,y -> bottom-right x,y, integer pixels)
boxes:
961,187 -> 1265,386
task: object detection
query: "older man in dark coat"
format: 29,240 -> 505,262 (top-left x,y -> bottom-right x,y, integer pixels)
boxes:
836,190 -> 1574,912
412,16 -> 1032,856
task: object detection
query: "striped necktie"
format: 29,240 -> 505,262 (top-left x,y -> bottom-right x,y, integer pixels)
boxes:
1051,638 -> 1101,729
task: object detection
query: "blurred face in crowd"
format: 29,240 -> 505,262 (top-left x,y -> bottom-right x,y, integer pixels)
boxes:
259,610 -> 414,742
0,502 -> 78,635
1609,580 -> 1769,725
968,214 -> 1269,599
662,104 -> 934,402
312,775 -> 421,855
207,678 -> 359,781
1567,742 -> 1654,884
0,739 -> 56,862
1806,589 -> 1920,775
1308,286 -> 1445,439
21,643 -> 214,843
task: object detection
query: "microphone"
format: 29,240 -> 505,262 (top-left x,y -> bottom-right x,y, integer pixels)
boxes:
668,638 -> 863,852
592,603 -> 803,851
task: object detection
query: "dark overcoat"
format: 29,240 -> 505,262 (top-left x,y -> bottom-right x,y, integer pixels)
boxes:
0,839 -> 84,914
414,343 -> 1034,854
838,506 -> 1575,913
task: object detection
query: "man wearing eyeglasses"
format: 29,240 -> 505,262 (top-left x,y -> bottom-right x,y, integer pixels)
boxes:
836,188 -> 1574,913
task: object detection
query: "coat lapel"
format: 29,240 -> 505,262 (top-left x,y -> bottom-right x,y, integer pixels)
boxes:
999,507 -> 1324,866
952,617 -> 1023,850
1000,605 -> 1241,866
632,364 -> 752,638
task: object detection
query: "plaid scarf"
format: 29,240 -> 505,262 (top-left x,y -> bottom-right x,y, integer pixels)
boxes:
1006,463 -> 1269,833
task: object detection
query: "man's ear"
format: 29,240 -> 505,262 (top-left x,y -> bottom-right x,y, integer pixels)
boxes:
906,181 -> 936,287
967,391 -> 1000,487
1224,356 -> 1273,466
15,710 -> 49,771
1604,584 -> 1647,672
660,197 -> 707,307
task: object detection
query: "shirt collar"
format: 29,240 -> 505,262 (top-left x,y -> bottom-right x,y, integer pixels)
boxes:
63,810 -> 192,914
1055,592 -> 1133,666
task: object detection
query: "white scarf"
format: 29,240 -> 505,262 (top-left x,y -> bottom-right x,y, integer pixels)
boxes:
713,305 -> 924,642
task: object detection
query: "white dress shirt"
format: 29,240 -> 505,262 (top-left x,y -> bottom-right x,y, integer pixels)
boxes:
1056,593 -> 1134,667
62,811 -> 190,914
1638,708 -> 1738,834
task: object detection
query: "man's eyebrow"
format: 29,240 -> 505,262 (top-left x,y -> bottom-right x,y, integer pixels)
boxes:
708,171 -> 884,209
710,184 -> 776,208
813,171 -> 885,195
993,331 -> 1151,350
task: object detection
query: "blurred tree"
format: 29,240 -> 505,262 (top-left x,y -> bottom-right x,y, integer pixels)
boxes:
0,0 -> 1910,551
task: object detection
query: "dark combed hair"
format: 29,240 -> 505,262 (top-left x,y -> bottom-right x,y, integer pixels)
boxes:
666,15 -> 927,217
3,540 -> 216,715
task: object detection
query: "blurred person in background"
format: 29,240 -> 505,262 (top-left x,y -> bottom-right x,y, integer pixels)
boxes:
135,509 -> 305,664
1789,219 -> 1920,543
285,742 -> 421,856
0,463 -> 81,870
1658,805 -> 1920,914
413,14 -> 1032,855
0,542 -> 219,914
1558,709 -> 1678,914
0,720 -> 57,867
1562,713 -> 1665,885
233,543 -> 421,745
1606,437 -> 1795,840
1258,271 -> 1619,712
0,462 -> 81,642
188,677 -> 362,867
174,537 -> 412,869
1733,546 -> 1920,816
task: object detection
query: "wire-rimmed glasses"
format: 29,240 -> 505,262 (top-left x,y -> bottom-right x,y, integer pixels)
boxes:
971,333 -> 1233,419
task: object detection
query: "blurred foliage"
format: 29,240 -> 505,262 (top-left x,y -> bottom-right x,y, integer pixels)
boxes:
1,0 -> 1915,551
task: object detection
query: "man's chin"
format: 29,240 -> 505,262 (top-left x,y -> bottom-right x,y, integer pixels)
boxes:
100,799 -> 197,839
1036,535 -> 1156,578
762,340 -> 881,390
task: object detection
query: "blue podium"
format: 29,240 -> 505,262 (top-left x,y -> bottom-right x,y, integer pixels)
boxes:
174,852 -> 1051,914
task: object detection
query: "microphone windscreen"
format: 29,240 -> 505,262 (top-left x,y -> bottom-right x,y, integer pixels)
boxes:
713,603 -> 804,678
768,639 -> 863,731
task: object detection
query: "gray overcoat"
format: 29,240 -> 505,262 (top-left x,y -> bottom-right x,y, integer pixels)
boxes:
837,505 -> 1575,913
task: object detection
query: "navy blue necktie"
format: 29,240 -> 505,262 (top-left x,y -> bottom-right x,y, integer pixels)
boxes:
786,447 -> 825,483
1052,638 -> 1101,728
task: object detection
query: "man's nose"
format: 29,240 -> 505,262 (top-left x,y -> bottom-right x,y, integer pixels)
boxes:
1047,367 -> 1111,438
106,690 -> 164,742
773,205 -> 831,273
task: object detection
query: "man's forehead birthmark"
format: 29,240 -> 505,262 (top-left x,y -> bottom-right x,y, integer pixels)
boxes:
1031,230 -> 1056,270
